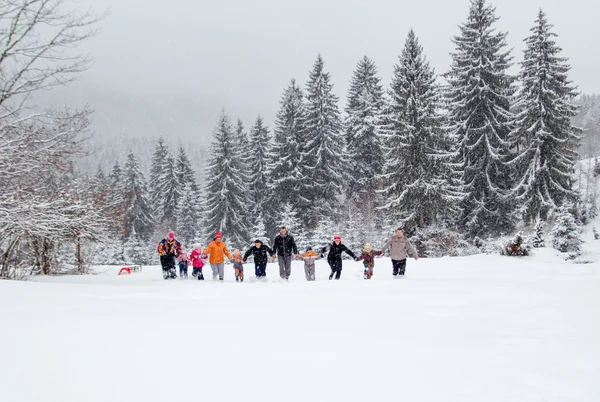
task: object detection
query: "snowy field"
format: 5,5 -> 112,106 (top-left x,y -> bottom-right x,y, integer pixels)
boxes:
2,249 -> 600,402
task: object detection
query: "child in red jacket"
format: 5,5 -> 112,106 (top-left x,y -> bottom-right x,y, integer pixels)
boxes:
189,244 -> 208,280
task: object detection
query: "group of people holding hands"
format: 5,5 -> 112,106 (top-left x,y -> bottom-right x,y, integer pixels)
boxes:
157,226 -> 419,282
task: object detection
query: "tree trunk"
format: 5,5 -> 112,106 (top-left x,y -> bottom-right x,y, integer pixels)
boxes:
418,207 -> 425,228
42,238 -> 52,276
77,237 -> 85,274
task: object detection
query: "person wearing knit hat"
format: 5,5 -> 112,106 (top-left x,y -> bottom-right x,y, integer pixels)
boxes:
357,243 -> 384,280
320,235 -> 358,280
189,244 -> 207,280
381,228 -> 419,277
203,231 -> 232,280
157,231 -> 182,279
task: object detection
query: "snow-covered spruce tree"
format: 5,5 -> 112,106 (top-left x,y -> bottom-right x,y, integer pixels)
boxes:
123,228 -> 151,265
380,30 -> 461,232
123,151 -> 154,240
175,183 -> 200,246
531,218 -> 546,248
248,115 -> 272,224
445,0 -> 516,237
302,54 -> 345,227
551,203 -> 583,255
203,110 -> 250,248
107,162 -> 127,235
267,79 -> 306,228
509,10 -> 581,224
175,144 -> 199,195
344,56 -> 385,221
155,151 -> 180,228
149,137 -> 169,216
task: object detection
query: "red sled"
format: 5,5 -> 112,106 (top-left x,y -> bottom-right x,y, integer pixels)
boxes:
118,265 -> 142,275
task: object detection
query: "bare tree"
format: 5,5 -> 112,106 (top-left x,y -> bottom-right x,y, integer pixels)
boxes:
0,0 -> 104,117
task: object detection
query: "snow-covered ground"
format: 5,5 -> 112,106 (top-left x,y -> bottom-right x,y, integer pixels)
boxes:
1,248 -> 600,402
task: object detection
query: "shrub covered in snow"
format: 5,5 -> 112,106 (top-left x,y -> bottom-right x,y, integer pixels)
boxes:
411,227 -> 476,258
551,205 -> 583,255
501,232 -> 530,256
593,227 -> 599,241
531,219 -> 546,248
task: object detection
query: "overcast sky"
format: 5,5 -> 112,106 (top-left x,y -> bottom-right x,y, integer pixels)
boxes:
70,0 -> 599,129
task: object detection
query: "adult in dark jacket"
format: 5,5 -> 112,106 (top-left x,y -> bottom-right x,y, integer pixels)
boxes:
272,226 -> 298,280
321,235 -> 358,280
157,231 -> 182,280
243,239 -> 274,279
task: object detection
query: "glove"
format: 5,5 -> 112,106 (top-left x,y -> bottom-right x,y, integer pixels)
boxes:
354,257 -> 359,261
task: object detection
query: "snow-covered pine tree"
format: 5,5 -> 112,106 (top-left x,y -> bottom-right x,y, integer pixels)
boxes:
248,115 -> 272,224
302,54 -> 345,227
107,162 -> 127,235
445,0 -> 516,237
203,110 -> 251,249
123,228 -> 151,265
155,151 -> 180,228
268,79 -> 306,228
249,211 -> 270,245
509,10 -> 581,224
123,151 -> 154,240
532,217 -> 546,248
380,30 -> 461,233
344,56 -> 385,222
175,183 -> 200,246
175,144 -> 199,195
551,203 -> 583,254
232,119 -> 254,231
149,137 -> 169,215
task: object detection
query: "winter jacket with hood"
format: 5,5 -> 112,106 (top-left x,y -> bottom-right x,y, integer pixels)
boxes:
299,250 -> 320,270
189,249 -> 207,268
358,250 -> 383,269
243,244 -> 274,265
203,240 -> 232,264
321,242 -> 357,264
381,235 -> 418,261
272,234 -> 298,257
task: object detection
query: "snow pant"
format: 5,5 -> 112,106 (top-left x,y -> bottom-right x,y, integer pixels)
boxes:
234,264 -> 244,282
192,267 -> 204,280
328,260 -> 343,280
211,263 -> 225,280
178,261 -> 188,277
392,259 -> 407,276
364,264 -> 374,279
304,264 -> 315,281
255,263 -> 267,278
160,255 -> 177,279
278,255 -> 292,279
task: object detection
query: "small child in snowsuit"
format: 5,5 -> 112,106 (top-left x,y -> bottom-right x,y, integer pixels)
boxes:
189,244 -> 207,280
233,249 -> 244,282
298,247 -> 320,281
357,243 -> 383,280
176,249 -> 189,278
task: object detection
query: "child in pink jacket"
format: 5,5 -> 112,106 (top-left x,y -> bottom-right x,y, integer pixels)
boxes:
189,244 -> 207,280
